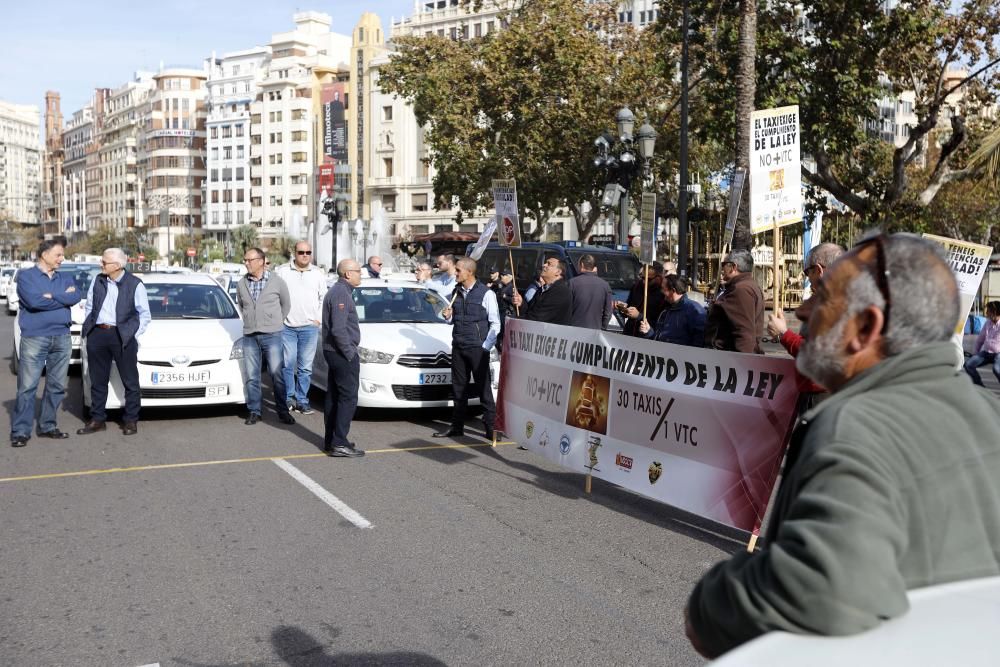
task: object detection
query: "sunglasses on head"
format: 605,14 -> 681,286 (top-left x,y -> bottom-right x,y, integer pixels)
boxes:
852,233 -> 892,332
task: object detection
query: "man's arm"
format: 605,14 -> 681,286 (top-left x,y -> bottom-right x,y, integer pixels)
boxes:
602,284 -> 613,330
482,289 -> 500,351
780,329 -> 805,356
50,274 -> 82,306
277,276 -> 291,321
329,285 -> 357,359
688,304 -> 706,347
84,277 -> 96,321
720,285 -> 761,353
134,282 -> 152,338
686,438 -> 909,657
18,272 -> 77,311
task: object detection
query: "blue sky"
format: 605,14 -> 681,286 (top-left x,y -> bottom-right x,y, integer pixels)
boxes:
0,0 -> 416,118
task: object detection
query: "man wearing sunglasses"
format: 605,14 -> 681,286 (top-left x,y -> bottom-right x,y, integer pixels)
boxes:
275,241 -> 326,415
363,255 -> 383,280
686,233 -> 1000,659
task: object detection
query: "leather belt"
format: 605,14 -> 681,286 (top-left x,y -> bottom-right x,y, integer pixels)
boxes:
96,324 -> 116,329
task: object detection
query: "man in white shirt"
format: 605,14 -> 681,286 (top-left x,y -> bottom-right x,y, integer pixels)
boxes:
275,241 -> 327,415
429,253 -> 458,301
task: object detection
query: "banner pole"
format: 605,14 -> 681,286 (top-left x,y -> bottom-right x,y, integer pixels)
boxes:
508,247 -> 519,316
772,221 -> 781,314
642,265 -> 649,322
747,529 -> 760,553
585,472 -> 592,494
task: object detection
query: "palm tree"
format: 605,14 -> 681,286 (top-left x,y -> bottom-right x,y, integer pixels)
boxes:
732,0 -> 757,251
231,225 -> 259,256
968,126 -> 1000,185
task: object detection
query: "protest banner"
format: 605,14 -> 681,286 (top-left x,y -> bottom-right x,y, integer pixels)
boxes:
923,234 -> 992,334
492,179 -> 521,248
496,319 -> 800,533
468,218 -> 497,261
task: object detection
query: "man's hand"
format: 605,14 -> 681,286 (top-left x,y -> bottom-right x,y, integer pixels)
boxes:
441,307 -> 453,319
42,293 -> 53,299
311,319 -> 320,326
767,309 -> 788,338
65,286 -> 76,293
511,293 -> 523,307
684,607 -> 710,658
625,306 -> 639,320
638,319 -> 651,335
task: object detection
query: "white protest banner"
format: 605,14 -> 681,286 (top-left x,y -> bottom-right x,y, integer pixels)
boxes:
496,320 -> 800,533
492,179 -> 522,248
639,193 -> 657,265
749,105 -> 802,234
468,218 -> 497,261
923,234 -> 993,334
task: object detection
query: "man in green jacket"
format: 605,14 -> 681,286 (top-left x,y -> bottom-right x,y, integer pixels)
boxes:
686,233 -> 1000,658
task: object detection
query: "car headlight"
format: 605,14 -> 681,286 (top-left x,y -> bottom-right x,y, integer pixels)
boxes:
358,346 -> 393,364
230,338 -> 244,360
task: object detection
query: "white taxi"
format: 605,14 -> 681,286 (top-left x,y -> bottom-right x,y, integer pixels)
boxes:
310,278 -> 500,408
82,272 -> 246,410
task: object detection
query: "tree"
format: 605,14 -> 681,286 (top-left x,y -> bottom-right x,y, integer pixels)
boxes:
656,0 -> 1000,234
231,225 -> 259,256
379,0 -> 672,240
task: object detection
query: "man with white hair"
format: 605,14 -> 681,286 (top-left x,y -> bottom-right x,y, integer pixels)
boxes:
78,247 -> 151,436
685,233 -> 1000,658
704,249 -> 764,353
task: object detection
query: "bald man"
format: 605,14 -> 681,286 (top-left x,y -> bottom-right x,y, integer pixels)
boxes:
321,259 -> 364,457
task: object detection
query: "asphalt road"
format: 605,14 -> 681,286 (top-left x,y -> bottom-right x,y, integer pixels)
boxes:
0,312 -> 745,667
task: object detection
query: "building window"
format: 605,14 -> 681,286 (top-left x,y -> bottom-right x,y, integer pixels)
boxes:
291,152 -> 307,163
382,194 -> 396,212
224,147 -> 232,160
236,189 -> 245,203
224,210 -> 232,224
237,210 -> 245,224
383,158 -> 393,178
269,154 -> 283,165
270,176 -> 282,186
211,127 -> 218,138
212,211 -> 219,224
291,130 -> 307,142
222,126 -> 232,138
291,109 -> 306,120
412,193 -> 428,212
210,169 -> 218,182
475,23 -> 482,38
236,167 -> 244,180
211,190 -> 219,203
236,146 -> 244,160
383,106 -> 393,121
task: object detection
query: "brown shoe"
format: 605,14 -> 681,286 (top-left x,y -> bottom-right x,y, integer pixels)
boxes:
76,420 -> 107,435
122,422 -> 138,436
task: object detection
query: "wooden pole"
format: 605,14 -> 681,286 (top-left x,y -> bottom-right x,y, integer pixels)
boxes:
642,265 -> 649,321
585,473 -> 592,494
508,247 -> 519,316
772,222 -> 781,313
747,530 -> 759,553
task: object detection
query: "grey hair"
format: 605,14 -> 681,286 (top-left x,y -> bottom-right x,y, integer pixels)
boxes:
104,247 -> 128,265
416,260 -> 433,271
336,258 -> 358,277
725,249 -> 753,273
846,233 -> 957,356
806,242 -> 844,270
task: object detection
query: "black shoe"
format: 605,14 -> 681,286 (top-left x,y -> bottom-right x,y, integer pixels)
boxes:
483,428 -> 495,441
122,422 -> 138,436
77,420 -> 107,435
432,429 -> 464,438
37,429 -> 70,439
278,412 -> 296,425
11,435 -> 28,447
326,445 -> 365,458
245,412 -> 261,425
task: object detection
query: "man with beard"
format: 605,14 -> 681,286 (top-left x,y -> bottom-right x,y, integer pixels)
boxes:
685,233 -> 1000,659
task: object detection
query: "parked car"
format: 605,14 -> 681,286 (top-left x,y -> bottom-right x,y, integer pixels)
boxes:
209,272 -> 240,307
81,272 -> 246,410
12,263 -> 101,372
0,266 -> 16,302
310,278 -> 499,408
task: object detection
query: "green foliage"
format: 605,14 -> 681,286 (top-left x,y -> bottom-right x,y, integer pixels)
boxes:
231,225 -> 259,256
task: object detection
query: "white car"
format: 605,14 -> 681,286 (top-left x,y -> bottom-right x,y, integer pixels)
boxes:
11,263 -> 101,371
310,278 -> 500,408
82,272 -> 246,410
0,266 -> 16,302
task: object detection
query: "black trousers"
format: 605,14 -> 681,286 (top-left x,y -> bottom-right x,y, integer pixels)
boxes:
87,327 -> 141,423
450,345 -> 496,431
323,348 -> 359,449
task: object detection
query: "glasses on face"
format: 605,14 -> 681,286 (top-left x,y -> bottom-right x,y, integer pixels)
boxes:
100,260 -> 119,267
372,262 -> 382,267
296,250 -> 312,256
803,263 -> 823,280
853,234 -> 892,332
243,257 -> 262,264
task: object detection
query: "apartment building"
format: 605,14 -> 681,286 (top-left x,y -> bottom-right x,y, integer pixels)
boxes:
138,68 -> 208,257
42,92 -> 64,230
205,47 -> 269,255
0,100 -> 42,227
62,100 -> 96,236
248,12 -> 351,243
99,73 -> 154,232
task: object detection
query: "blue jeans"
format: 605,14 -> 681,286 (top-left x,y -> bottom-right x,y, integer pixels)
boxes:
240,332 -> 289,416
964,351 -> 1000,386
282,324 -> 319,409
12,334 -> 71,438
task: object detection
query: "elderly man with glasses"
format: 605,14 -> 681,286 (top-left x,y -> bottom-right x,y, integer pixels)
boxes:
321,259 -> 365,458
236,247 -> 295,426
685,233 -> 1000,659
78,247 -> 151,437
363,255 -> 383,279
275,241 -> 326,415
705,249 -> 765,353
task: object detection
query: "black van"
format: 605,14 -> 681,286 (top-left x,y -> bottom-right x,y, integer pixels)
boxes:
467,241 -> 642,303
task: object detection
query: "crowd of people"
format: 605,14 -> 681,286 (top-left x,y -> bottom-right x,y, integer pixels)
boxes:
11,233 -> 1000,660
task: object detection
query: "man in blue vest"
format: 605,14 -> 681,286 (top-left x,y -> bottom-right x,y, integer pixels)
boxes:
78,247 -> 151,436
433,257 -> 500,440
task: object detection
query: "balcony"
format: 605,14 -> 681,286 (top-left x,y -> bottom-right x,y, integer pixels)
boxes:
250,145 -> 263,158
369,177 -> 395,188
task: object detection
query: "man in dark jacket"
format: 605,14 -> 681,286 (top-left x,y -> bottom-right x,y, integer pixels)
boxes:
639,274 -> 705,347
78,247 -> 151,436
619,262 -> 665,337
322,258 -> 364,457
686,233 -> 1000,658
433,257 -> 500,440
704,250 -> 764,353
511,258 -> 572,325
569,254 -> 612,329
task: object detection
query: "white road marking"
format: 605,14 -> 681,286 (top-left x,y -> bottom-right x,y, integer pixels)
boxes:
272,458 -> 373,529
137,663 -> 160,667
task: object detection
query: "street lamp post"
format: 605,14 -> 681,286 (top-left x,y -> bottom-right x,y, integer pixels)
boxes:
594,107 -> 657,246
322,194 -> 346,270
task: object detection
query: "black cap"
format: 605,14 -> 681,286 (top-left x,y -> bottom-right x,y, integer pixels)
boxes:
499,268 -> 513,276
489,266 -> 499,274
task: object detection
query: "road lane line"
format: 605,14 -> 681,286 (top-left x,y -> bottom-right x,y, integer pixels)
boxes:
0,440 -> 516,484
272,458 -> 373,529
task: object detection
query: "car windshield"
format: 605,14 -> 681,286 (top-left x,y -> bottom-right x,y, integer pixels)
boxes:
145,283 -> 239,319
56,265 -> 101,294
1,268 -> 14,277
567,251 -> 641,291
353,286 -> 448,323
